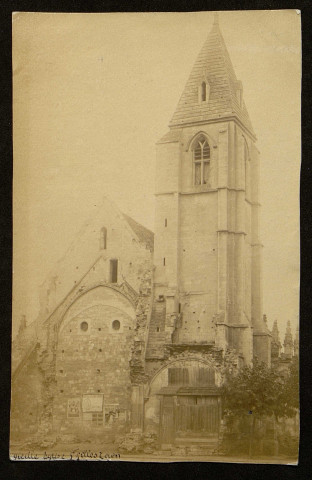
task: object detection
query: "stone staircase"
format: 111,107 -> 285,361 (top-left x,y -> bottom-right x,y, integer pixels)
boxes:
145,302 -> 169,359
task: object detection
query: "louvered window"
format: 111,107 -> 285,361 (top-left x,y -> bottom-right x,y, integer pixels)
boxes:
193,137 -> 210,185
195,367 -> 215,385
168,368 -> 189,385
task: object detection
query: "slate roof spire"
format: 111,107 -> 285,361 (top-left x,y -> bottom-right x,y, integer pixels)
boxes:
169,13 -> 255,138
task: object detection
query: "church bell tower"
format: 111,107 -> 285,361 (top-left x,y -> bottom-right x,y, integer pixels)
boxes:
148,14 -> 271,365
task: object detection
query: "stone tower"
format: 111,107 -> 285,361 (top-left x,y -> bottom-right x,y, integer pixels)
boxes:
147,14 -> 270,365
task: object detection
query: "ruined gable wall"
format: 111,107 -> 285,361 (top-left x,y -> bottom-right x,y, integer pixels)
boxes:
37,202 -> 153,323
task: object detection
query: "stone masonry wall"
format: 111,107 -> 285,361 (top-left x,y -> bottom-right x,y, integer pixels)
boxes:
53,301 -> 135,435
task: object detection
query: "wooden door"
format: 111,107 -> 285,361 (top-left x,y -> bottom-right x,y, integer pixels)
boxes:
159,396 -> 175,445
175,396 -> 220,437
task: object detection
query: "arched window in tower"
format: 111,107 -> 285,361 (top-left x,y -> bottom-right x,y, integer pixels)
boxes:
193,136 -> 211,185
201,82 -> 207,102
100,227 -> 107,250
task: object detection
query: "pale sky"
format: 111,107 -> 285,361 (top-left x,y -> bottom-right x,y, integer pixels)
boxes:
13,11 -> 301,342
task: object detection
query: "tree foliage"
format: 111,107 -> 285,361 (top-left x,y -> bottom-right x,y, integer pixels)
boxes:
222,358 -> 299,421
276,357 -> 299,418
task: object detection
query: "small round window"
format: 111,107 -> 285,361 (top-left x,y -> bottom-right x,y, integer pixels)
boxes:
80,321 -> 88,332
112,320 -> 121,331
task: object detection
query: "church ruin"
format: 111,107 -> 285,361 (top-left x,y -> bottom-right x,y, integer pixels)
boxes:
11,15 -> 291,454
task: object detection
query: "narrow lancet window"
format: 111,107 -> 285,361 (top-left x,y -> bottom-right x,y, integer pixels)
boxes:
100,227 -> 107,250
193,136 -> 211,185
110,259 -> 118,283
201,82 -> 207,102
198,80 -> 210,103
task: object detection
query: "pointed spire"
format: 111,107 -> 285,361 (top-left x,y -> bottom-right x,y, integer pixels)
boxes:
271,319 -> 281,359
284,320 -> 294,358
169,17 -> 255,137
285,320 -> 292,337
261,314 -> 271,334
271,319 -> 280,343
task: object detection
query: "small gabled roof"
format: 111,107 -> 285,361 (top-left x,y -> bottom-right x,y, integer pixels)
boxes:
169,15 -> 255,138
123,213 -> 154,251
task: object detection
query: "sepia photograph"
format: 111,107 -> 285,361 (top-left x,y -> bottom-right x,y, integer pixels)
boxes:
11,10 -> 301,463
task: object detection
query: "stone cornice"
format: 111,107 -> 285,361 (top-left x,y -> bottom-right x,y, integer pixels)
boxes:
169,116 -> 257,142
217,230 -> 247,235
